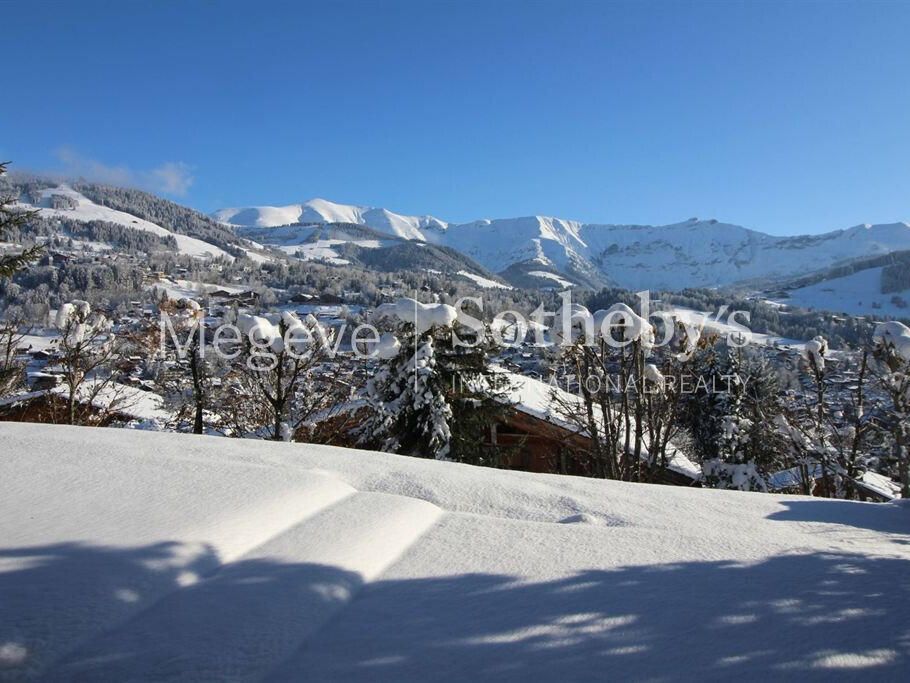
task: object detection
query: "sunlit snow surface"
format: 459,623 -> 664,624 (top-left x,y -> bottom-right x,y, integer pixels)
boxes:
775,266 -> 910,318
1,424 -> 908,680
456,270 -> 512,289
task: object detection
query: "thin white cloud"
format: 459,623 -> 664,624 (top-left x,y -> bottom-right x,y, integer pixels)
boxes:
147,161 -> 194,196
54,147 -> 195,197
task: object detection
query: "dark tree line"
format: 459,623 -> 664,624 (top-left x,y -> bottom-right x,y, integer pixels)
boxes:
12,214 -> 179,253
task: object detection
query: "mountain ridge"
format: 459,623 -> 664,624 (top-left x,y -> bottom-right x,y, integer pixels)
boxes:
212,198 -> 447,241
212,198 -> 910,290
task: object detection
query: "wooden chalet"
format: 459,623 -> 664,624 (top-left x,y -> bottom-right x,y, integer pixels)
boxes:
489,372 -> 702,486
306,371 -> 702,487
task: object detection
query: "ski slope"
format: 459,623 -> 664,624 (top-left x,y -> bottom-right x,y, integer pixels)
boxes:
1,423 -> 908,680
527,270 -> 574,288
20,186 -> 232,260
777,266 -> 910,318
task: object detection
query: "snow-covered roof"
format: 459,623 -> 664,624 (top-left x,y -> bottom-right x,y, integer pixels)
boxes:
859,471 -> 903,500
373,298 -> 458,334
769,463 -> 902,501
1,423 -> 908,679
55,381 -> 171,424
1,382 -> 171,425
502,370 -> 702,480
149,278 -> 252,301
874,320 -> 910,362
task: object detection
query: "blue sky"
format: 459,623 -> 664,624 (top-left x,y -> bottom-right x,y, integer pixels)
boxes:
2,0 -> 908,234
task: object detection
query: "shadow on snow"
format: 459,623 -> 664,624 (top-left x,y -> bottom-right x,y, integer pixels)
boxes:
0,536 -> 908,681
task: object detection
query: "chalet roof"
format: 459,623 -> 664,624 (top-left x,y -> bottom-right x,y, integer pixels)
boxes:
0,382 -> 172,425
769,463 -> 902,501
501,370 -> 702,480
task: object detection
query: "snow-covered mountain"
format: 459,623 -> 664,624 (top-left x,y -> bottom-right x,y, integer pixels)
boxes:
214,199 -> 910,290
212,198 -> 448,241
570,219 -> 910,291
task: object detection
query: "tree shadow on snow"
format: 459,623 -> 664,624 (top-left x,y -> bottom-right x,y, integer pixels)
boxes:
767,499 -> 910,544
0,542 -> 908,681
278,551 -> 910,682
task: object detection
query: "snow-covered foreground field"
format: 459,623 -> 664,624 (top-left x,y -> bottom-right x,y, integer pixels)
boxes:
1,424 -> 908,681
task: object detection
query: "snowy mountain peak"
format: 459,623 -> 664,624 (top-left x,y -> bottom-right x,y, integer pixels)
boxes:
212,199 -> 448,241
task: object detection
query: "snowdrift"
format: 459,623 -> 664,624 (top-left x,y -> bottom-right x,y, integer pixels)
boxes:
1,423 -> 908,680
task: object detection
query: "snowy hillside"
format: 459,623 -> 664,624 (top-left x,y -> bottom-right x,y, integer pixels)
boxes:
213,197 -> 910,291
236,222 -> 507,280
775,266 -> 910,318
18,185 -> 233,260
2,423 -> 908,680
235,223 -> 395,266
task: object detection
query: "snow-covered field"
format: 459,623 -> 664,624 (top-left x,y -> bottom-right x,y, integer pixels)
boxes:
1,424 -> 908,680
456,270 -> 512,289
278,238 -> 387,266
775,266 -> 910,318
14,330 -> 59,353
528,270 -> 574,288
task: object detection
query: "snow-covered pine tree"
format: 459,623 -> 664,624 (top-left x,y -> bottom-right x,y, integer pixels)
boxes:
357,298 -> 512,462
701,348 -> 768,492
358,326 -> 453,459
740,350 -> 789,474
676,338 -> 727,464
436,326 -> 514,466
0,161 -> 43,279
0,162 -> 43,396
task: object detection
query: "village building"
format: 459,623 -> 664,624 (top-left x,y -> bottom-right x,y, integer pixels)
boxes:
489,372 -> 702,485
